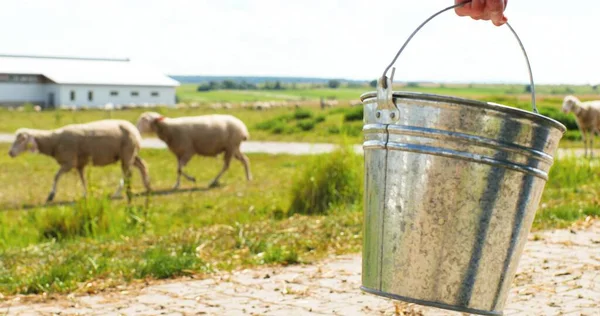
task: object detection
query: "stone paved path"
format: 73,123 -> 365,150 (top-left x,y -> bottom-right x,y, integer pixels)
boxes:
2,220 -> 598,316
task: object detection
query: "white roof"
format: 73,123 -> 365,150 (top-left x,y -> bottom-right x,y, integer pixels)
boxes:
0,54 -> 180,87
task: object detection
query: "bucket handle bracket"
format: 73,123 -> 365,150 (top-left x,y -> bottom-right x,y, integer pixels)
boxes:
377,0 -> 538,114
376,68 -> 401,123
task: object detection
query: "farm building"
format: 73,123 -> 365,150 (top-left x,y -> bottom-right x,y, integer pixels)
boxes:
0,54 -> 179,108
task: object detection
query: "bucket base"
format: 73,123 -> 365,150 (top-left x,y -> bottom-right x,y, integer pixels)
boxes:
360,286 -> 502,316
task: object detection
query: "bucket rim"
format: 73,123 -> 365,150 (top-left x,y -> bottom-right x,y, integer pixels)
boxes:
360,91 -> 567,133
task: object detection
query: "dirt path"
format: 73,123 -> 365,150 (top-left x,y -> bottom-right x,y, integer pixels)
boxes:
3,220 -> 598,316
0,133 -> 593,158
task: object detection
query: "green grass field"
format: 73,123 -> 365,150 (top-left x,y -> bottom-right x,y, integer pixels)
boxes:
177,83 -> 600,103
0,83 -> 598,297
1,84 -> 597,147
0,103 -> 366,144
0,141 -> 598,296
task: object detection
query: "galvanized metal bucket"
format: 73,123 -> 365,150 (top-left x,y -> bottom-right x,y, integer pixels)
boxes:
360,2 -> 566,316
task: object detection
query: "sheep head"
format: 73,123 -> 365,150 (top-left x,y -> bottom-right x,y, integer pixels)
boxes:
9,129 -> 38,158
562,95 -> 580,114
136,111 -> 164,134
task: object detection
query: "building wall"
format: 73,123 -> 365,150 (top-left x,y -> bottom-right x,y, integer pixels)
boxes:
0,83 -> 47,106
56,84 -> 176,107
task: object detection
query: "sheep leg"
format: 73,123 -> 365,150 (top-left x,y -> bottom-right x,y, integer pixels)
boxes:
114,179 -> 124,197
582,130 -> 589,158
209,151 -> 233,188
77,166 -> 87,198
234,150 -> 253,181
47,165 -> 71,202
119,164 -> 133,202
173,154 -> 195,190
114,163 -> 133,202
591,129 -> 596,158
134,156 -> 152,192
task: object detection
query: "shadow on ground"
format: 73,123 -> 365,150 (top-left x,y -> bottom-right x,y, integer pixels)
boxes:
0,186 -> 215,212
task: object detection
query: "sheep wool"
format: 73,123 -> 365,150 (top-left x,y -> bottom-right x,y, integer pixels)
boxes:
9,119 -> 152,202
136,112 -> 252,189
562,95 -> 600,158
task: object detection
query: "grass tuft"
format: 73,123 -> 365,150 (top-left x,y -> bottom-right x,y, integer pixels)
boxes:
38,198 -> 116,241
288,145 -> 362,216
135,245 -> 199,279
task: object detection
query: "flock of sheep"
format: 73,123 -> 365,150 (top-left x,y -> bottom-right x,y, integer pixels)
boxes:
4,98 -> 363,113
8,113 -> 252,202
5,94 -> 596,203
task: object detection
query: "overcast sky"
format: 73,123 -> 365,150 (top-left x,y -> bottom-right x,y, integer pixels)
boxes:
0,0 -> 596,84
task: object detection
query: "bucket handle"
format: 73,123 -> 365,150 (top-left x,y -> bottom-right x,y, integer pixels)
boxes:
379,0 -> 538,114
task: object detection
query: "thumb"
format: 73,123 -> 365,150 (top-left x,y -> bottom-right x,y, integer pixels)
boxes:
488,0 -> 507,25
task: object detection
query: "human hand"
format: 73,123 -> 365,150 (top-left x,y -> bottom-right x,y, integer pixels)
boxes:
454,0 -> 508,26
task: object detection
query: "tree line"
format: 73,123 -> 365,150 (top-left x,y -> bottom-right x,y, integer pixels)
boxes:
197,79 -> 348,92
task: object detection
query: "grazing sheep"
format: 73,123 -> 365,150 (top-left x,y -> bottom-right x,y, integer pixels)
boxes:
253,102 -> 271,111
8,119 -> 152,202
136,112 -> 252,189
104,103 -> 115,111
562,95 -> 600,157
33,105 -> 42,112
320,98 -> 339,109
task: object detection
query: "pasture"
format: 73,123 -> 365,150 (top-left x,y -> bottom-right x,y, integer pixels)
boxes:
0,83 -> 599,297
1,84 -> 598,146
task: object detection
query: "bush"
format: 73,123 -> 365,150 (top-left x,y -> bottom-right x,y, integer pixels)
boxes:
293,109 -> 313,120
563,130 -> 582,141
255,115 -> 293,131
288,145 -> 362,216
343,107 -> 363,122
328,80 -> 341,89
297,119 -> 316,131
538,106 -> 578,131
272,121 -> 286,134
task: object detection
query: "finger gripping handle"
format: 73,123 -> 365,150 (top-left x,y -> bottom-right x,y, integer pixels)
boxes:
380,0 -> 537,113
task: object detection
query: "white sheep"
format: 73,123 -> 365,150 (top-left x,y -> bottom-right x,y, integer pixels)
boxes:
135,112 -> 252,189
8,119 -> 152,202
104,103 -> 115,111
210,103 -> 223,110
562,95 -> 600,157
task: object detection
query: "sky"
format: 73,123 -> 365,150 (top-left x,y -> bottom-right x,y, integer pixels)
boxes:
0,0 -> 598,84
